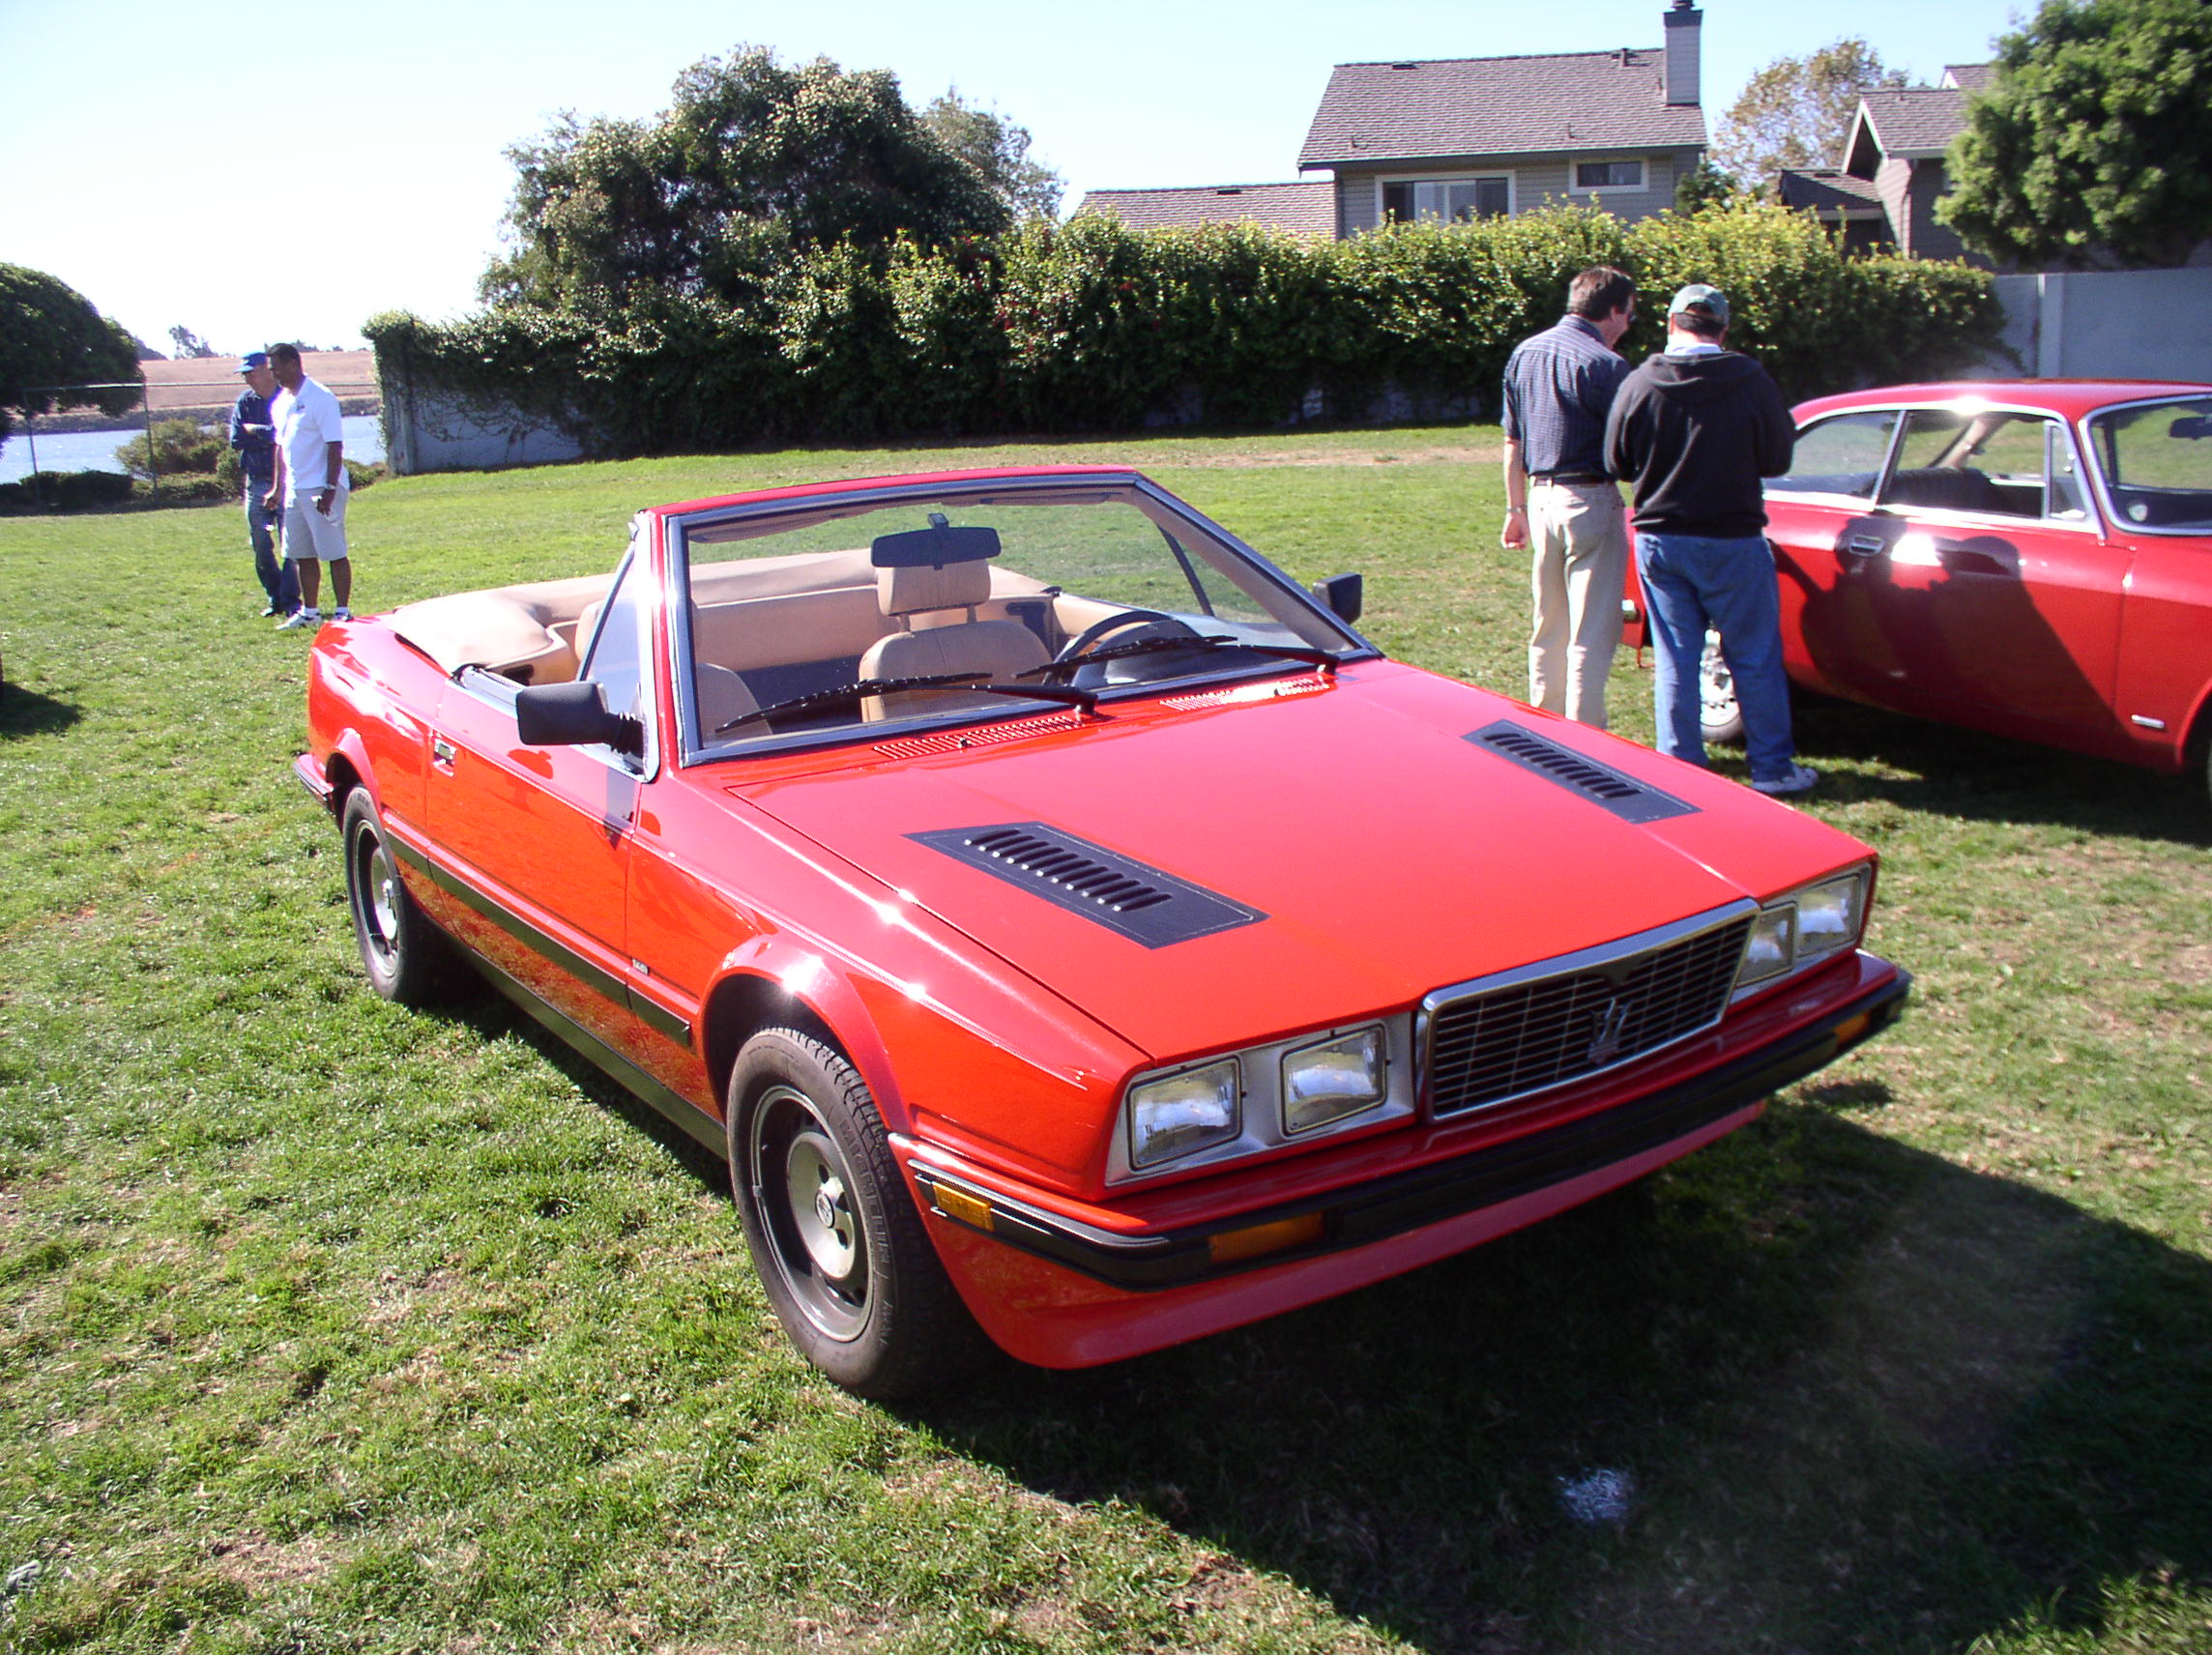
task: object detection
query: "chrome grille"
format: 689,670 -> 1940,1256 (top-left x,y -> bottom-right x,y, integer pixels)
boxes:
1424,910 -> 1753,1118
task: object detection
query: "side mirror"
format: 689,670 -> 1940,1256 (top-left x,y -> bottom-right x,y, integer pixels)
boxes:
1310,571 -> 1364,624
515,680 -> 642,754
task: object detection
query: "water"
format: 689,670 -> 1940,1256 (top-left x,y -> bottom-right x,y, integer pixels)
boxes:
0,413 -> 385,484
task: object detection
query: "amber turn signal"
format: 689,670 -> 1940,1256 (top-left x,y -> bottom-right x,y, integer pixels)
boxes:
932,1184 -> 995,1232
1208,1212 -> 1325,1265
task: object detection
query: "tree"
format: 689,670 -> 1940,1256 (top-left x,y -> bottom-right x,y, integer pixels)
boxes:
1942,0 -> 2212,269
167,325 -> 218,359
922,91 -> 1063,221
482,46 -> 1012,307
1709,39 -> 1906,190
0,264 -> 140,441
1673,160 -> 1741,216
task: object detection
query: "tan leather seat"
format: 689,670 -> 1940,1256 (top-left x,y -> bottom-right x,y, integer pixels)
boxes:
858,559 -> 1048,721
696,663 -> 761,737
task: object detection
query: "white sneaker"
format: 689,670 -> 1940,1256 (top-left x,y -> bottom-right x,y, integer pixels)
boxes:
1751,763 -> 1819,797
277,608 -> 321,631
333,607 -> 354,621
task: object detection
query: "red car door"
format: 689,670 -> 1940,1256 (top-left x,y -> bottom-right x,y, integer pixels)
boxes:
1761,407 -> 1914,706
1774,405 -> 2127,750
422,555 -> 653,1039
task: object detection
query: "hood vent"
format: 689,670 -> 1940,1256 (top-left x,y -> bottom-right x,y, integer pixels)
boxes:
1469,720 -> 1698,824
911,823 -> 1266,947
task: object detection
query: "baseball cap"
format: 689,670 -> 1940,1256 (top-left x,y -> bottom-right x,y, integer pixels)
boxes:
238,350 -> 271,372
1667,284 -> 1730,326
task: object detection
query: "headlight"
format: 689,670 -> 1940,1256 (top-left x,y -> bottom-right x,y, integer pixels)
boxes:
1734,864 -> 1872,998
1736,904 -> 1797,990
1127,1059 -> 1240,1169
1282,1027 -> 1386,1135
1794,869 -> 1867,958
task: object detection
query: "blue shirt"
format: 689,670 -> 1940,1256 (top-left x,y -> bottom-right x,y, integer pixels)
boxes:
229,389 -> 276,487
1500,315 -> 1631,478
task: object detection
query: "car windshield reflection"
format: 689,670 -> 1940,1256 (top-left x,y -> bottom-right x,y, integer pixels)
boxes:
677,481 -> 1360,751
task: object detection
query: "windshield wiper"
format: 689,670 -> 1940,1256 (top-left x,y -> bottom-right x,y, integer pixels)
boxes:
715,672 -> 1097,734
1019,635 -> 1341,683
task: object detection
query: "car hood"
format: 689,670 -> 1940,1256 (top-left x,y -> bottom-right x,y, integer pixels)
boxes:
735,663 -> 1868,1060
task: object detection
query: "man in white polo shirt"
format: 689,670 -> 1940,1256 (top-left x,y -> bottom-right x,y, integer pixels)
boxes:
264,342 -> 353,629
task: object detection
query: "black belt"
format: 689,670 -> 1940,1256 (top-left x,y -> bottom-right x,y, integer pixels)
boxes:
1531,471 -> 1609,485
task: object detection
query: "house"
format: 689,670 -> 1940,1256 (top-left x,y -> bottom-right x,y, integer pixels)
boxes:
1072,181 -> 1336,239
1298,2 -> 1707,237
1777,66 -> 1991,263
1076,3 -> 1706,240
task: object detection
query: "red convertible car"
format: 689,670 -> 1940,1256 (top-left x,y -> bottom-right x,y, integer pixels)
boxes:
1638,381 -> 2212,799
296,467 -> 1907,1396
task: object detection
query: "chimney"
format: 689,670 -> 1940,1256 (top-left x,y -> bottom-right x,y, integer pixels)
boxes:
1663,0 -> 1702,107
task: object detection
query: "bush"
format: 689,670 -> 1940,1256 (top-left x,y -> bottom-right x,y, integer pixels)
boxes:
369,201 -> 2007,455
114,419 -> 226,482
52,469 -> 134,510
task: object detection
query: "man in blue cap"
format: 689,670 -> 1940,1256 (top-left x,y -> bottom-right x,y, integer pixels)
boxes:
1604,283 -> 1816,798
229,352 -> 298,619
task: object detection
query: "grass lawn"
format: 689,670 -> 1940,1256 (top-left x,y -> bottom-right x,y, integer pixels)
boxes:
2,429 -> 2208,1655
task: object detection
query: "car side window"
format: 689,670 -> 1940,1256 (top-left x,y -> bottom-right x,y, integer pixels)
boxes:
578,555 -> 653,769
1881,410 -> 2068,520
2046,422 -> 2090,521
1771,411 -> 1897,498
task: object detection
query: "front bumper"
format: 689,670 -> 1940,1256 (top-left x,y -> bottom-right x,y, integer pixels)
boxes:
900,954 -> 1907,1367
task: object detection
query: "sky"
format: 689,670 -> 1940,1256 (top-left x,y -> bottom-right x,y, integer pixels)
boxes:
1,0 -> 2029,358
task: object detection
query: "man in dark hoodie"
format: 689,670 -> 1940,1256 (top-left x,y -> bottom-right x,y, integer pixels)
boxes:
1604,284 -> 1817,797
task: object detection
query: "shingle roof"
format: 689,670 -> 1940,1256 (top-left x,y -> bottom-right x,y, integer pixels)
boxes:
1074,182 -> 1337,238
1942,63 -> 1994,91
1851,86 -> 1970,160
1776,167 -> 1884,214
1298,49 -> 1705,169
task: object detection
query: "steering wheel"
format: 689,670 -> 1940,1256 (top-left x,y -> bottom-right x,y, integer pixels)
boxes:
1051,609 -> 1202,665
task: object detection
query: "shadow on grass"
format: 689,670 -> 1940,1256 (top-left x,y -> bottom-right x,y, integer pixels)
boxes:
1792,695 -> 2210,848
911,1097 -> 2212,1655
0,682 -> 81,740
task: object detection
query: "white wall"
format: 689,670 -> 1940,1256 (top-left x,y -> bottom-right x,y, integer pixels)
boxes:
1988,269 -> 2212,383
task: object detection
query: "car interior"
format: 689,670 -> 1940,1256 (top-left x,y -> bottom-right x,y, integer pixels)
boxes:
385,490 -> 1349,745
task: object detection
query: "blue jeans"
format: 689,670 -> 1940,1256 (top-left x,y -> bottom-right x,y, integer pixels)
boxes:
1635,532 -> 1796,782
247,487 -> 299,613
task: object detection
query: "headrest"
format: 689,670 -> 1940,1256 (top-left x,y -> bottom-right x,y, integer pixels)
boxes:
879,557 -> 992,617
870,523 -> 1001,567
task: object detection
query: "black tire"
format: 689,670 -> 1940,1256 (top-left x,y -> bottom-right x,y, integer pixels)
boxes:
1700,629 -> 1746,747
727,1028 -> 988,1398
340,788 -> 459,1005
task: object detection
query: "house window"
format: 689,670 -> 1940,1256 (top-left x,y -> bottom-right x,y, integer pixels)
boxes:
1382,177 -> 1510,224
1571,159 -> 1646,191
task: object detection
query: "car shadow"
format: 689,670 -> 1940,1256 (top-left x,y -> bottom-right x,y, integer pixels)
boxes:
1790,693 -> 2211,847
0,682 -> 82,740
906,1096 -> 2212,1654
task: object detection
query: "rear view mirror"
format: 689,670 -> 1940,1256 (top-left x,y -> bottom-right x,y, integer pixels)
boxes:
2168,416 -> 2212,440
515,680 -> 642,754
1310,571 -> 1364,624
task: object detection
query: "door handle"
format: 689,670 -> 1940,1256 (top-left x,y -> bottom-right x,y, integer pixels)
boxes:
1842,534 -> 1886,559
431,737 -> 456,769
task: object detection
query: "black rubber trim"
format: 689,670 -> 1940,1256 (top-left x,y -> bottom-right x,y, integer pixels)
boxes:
386,836 -> 695,1051
913,967 -> 1909,1291
465,944 -> 726,1158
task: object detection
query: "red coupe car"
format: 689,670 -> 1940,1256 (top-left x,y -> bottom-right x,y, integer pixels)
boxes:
297,467 -> 1907,1396
1635,381 -> 2212,799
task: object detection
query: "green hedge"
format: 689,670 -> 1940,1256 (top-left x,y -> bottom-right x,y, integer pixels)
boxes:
368,202 -> 2007,457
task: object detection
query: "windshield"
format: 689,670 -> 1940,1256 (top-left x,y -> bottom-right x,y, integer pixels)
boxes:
2089,396 -> 2212,532
673,479 -> 1362,754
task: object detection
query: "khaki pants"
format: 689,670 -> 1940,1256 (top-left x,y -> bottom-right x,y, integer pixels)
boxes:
1527,479 -> 1628,728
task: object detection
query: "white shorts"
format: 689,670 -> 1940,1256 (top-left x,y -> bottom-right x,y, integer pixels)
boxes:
282,485 -> 350,562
